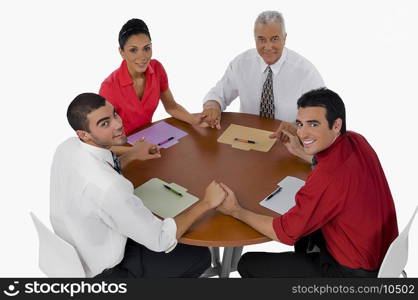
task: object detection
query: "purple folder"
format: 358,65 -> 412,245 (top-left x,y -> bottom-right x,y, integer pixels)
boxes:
127,121 -> 188,148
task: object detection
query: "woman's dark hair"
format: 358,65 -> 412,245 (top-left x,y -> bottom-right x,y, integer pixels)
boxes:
118,18 -> 151,49
297,88 -> 347,134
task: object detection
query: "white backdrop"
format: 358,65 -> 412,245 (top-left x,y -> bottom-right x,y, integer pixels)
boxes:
0,0 -> 417,277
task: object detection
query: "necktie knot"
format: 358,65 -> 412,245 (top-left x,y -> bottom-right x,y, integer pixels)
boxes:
311,156 -> 318,168
111,151 -> 122,174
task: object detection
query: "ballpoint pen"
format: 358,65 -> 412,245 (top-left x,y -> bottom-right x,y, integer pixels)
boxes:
163,184 -> 183,197
158,136 -> 175,146
234,137 -> 256,144
266,186 -> 282,200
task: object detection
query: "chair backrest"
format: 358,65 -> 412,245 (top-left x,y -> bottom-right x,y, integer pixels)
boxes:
30,212 -> 85,277
378,205 -> 418,278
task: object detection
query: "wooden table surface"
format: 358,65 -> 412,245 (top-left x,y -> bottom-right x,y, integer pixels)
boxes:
124,112 -> 311,247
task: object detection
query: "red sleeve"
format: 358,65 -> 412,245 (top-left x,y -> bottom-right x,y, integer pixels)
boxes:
153,60 -> 169,93
272,171 -> 347,245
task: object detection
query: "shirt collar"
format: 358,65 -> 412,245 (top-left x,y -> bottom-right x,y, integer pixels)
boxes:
119,60 -> 155,87
315,133 -> 345,164
78,139 -> 114,167
259,47 -> 288,75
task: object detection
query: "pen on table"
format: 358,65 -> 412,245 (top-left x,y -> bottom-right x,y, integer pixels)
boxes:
158,136 -> 175,146
234,138 -> 256,144
266,186 -> 282,200
163,184 -> 183,197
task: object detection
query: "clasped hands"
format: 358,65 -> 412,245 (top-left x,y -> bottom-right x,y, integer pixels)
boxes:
128,137 -> 161,161
201,180 -> 242,217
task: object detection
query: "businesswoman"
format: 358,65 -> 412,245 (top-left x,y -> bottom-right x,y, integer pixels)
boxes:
100,19 -> 205,138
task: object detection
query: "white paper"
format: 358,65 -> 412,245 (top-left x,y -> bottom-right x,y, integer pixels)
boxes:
259,176 -> 305,214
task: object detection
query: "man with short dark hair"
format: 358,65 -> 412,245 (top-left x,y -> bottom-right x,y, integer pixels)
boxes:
217,88 -> 398,277
51,93 -> 226,278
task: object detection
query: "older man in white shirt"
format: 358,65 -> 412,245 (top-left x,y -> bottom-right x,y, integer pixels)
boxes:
202,11 -> 324,140
50,93 -> 226,278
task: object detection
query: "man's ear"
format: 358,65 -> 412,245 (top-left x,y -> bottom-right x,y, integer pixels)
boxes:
333,118 -> 342,133
76,130 -> 91,143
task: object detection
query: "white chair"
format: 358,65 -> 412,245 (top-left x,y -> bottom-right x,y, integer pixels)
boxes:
30,212 -> 86,277
378,205 -> 418,278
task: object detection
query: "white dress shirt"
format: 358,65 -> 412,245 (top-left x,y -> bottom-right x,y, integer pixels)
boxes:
203,47 -> 325,122
50,137 -> 177,277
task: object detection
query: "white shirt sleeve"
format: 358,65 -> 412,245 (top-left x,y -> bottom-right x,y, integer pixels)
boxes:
203,60 -> 239,111
98,179 -> 178,253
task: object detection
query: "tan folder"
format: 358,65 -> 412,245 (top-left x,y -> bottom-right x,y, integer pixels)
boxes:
134,178 -> 199,218
217,124 -> 276,152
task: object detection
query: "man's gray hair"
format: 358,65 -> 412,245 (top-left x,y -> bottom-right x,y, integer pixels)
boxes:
254,11 -> 286,34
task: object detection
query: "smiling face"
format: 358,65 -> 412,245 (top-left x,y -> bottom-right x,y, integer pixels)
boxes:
119,33 -> 152,76
296,106 -> 342,156
254,21 -> 286,65
76,101 -> 126,148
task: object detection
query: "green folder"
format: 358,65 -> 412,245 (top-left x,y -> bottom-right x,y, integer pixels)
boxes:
134,178 -> 199,218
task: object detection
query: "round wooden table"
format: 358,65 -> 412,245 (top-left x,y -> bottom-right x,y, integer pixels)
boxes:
124,112 -> 311,277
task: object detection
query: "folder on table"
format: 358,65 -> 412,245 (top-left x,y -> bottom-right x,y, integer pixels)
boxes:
217,124 -> 276,152
259,176 -> 305,214
134,178 -> 199,218
127,121 -> 188,149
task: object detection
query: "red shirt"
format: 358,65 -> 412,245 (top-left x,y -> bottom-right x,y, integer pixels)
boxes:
273,131 -> 398,271
99,59 -> 169,135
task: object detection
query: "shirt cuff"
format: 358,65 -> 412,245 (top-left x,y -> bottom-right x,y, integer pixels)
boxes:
203,99 -> 224,111
162,218 -> 178,253
272,216 -> 297,245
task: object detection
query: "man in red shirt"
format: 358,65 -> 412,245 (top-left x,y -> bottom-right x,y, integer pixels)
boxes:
217,88 -> 398,277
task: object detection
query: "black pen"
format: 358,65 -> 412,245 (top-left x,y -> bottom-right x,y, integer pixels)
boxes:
163,184 -> 183,197
234,137 -> 256,144
266,186 -> 282,200
158,136 -> 175,146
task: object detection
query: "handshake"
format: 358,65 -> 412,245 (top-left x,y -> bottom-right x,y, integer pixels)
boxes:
126,137 -> 161,161
201,180 -> 241,217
